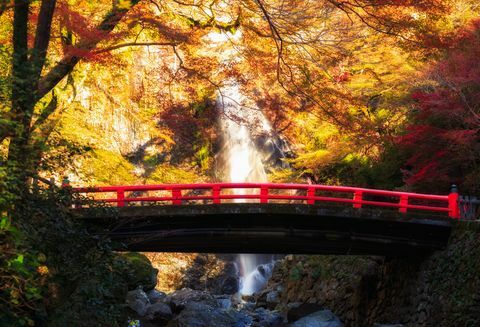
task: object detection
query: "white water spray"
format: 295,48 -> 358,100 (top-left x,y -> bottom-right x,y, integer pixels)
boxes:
216,80 -> 277,295
207,28 -> 290,296
217,80 -> 269,185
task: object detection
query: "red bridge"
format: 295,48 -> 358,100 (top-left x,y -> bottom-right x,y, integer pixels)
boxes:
72,182 -> 460,218
71,183 -> 458,255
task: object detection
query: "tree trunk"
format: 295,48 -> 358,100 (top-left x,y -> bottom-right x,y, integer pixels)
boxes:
8,0 -> 34,191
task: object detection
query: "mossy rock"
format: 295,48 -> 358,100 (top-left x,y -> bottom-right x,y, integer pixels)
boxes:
120,252 -> 158,291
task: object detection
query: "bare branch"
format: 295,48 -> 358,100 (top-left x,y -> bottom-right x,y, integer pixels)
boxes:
31,0 -> 57,84
37,1 -> 140,101
93,41 -> 179,54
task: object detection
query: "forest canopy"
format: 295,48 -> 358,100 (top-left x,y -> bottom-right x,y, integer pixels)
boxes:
0,0 -> 479,194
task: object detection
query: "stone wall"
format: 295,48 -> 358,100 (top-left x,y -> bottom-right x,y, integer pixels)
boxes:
260,221 -> 480,326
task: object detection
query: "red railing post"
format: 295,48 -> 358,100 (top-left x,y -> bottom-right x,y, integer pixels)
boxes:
260,185 -> 269,203
399,194 -> 408,213
172,188 -> 182,205
213,185 -> 221,204
353,190 -> 363,208
117,188 -> 125,207
307,187 -> 315,205
448,185 -> 460,219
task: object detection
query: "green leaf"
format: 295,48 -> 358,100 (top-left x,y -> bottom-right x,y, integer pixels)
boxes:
14,254 -> 24,264
0,215 -> 8,229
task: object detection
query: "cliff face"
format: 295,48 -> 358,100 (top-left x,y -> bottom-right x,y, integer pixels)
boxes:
144,253 -> 240,296
260,221 -> 480,326
56,45 -> 209,186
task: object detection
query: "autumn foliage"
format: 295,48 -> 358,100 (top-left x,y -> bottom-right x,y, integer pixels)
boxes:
399,19 -> 480,193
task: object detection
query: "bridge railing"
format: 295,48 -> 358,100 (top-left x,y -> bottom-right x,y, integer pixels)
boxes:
70,183 -> 460,219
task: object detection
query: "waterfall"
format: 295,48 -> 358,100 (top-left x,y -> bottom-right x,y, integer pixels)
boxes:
216,80 -> 278,295
237,254 -> 276,296
217,80 -> 268,185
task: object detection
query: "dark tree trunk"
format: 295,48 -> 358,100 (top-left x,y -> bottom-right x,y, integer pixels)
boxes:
31,0 -> 57,84
8,0 -> 34,189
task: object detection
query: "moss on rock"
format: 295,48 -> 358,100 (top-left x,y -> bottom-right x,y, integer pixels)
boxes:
119,252 -> 158,291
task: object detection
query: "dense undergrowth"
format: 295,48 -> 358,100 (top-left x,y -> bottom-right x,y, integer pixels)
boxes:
0,182 -> 155,326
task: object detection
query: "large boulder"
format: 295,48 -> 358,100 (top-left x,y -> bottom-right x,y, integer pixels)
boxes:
121,252 -> 158,291
147,289 -> 167,303
287,303 -> 324,322
251,307 -> 284,327
126,288 -> 150,316
144,301 -> 173,323
167,301 -> 252,327
168,288 -> 217,312
216,297 -> 232,309
289,310 -> 343,327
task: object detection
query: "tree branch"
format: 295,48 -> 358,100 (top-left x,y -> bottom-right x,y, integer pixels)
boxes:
31,0 -> 57,85
93,41 -> 179,54
36,0 -> 140,101
254,0 -> 284,83
31,93 -> 57,133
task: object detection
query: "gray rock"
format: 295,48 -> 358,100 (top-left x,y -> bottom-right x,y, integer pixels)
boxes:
121,252 -> 158,291
242,294 -> 256,302
221,275 -> 240,294
373,324 -> 404,327
145,301 -> 173,323
287,303 -> 324,322
182,256 -> 239,295
126,288 -> 150,316
289,310 -> 343,327
241,300 -> 257,311
287,302 -> 303,310
217,298 -> 232,309
169,288 -> 216,310
169,301 -> 253,327
266,291 -> 280,309
252,307 -> 284,326
147,289 -> 167,303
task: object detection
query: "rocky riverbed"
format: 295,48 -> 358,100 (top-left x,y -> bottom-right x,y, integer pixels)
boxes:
125,253 -> 346,326
126,286 -> 346,326
126,254 -> 406,326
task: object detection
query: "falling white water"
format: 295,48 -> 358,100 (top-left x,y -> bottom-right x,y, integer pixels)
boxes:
216,80 -> 278,295
207,28 -> 290,296
217,80 -> 269,186
238,254 -> 276,296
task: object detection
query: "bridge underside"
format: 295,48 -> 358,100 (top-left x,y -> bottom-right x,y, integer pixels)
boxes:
77,204 -> 452,255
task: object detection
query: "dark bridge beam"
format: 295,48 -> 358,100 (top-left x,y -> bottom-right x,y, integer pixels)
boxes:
76,204 -> 452,255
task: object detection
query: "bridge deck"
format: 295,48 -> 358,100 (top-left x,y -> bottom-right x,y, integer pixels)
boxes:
77,203 -> 452,255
